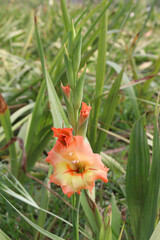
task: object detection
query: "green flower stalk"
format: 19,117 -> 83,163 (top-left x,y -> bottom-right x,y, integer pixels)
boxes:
0,94 -> 18,177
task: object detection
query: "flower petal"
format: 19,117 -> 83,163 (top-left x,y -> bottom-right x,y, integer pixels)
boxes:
46,128 -> 109,197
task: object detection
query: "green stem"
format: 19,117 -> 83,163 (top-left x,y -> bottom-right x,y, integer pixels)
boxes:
128,52 -> 138,81
71,193 -> 80,240
0,109 -> 18,177
74,108 -> 79,135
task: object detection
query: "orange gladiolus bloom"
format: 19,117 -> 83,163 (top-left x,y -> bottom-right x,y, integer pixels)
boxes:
46,128 -> 109,197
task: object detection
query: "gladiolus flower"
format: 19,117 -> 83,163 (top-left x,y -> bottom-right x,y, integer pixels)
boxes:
61,84 -> 70,99
79,102 -> 92,125
46,127 -> 109,197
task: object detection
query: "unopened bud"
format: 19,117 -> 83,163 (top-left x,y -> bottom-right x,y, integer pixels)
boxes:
64,46 -> 74,89
73,65 -> 86,110
61,83 -> 70,100
79,102 -> 92,126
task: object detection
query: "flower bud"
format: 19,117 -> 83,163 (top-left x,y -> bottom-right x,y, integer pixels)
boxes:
79,102 -> 92,126
64,46 -> 74,89
61,83 -> 70,100
61,84 -> 76,129
103,204 -> 112,239
73,65 -> 86,110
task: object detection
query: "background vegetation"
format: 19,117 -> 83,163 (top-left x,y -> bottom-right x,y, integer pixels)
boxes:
0,0 -> 160,239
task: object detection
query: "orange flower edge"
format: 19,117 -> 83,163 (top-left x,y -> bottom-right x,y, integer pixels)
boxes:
46,128 -> 109,198
51,127 -> 73,151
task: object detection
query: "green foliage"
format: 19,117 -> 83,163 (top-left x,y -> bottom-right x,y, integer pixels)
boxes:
0,229 -> 11,240
0,0 -> 160,239
89,1 -> 108,148
126,115 -> 150,239
95,66 -> 125,153
126,114 -> 160,239
0,96 -> 18,176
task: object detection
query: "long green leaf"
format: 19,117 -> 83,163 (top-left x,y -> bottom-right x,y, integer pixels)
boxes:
0,229 -> 11,240
95,66 -> 125,153
83,0 -> 112,42
25,81 -> 47,169
34,14 -> 69,128
81,190 -> 102,239
0,169 -> 92,239
126,115 -> 150,239
60,0 -> 71,33
106,60 -> 140,118
27,128 -> 53,167
89,1 -> 107,148
1,194 -> 64,240
111,194 -> 121,240
0,95 -> 18,176
0,172 -> 72,227
34,167 -> 52,240
0,102 -> 34,136
140,117 -> 160,239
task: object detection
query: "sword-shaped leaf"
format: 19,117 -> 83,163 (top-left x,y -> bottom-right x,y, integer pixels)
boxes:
126,115 -> 150,239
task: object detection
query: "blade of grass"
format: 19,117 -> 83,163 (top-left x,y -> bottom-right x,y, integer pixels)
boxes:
33,166 -> 52,240
89,1 -> 108,148
25,81 -> 47,168
131,0 -> 157,52
0,169 -> 92,239
83,0 -> 112,42
0,95 -> 18,177
21,11 -> 34,57
0,229 -> 11,240
77,1 -> 105,30
143,57 -> 160,92
118,221 -> 125,240
0,193 -> 65,240
0,114 -> 31,143
27,127 -> 53,168
81,190 -> 102,239
60,0 -> 71,33
0,170 -> 72,227
111,194 -> 121,240
34,14 -> 69,128
106,60 -> 140,118
95,66 -> 125,153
